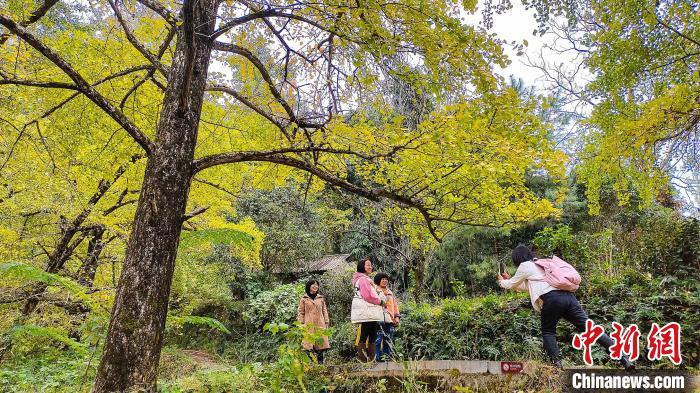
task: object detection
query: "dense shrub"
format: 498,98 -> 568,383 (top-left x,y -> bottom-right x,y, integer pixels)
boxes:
427,227 -> 513,297
583,271 -> 700,368
0,352 -> 93,393
243,283 -> 305,329
632,210 -> 699,275
317,266 -> 355,324
397,271 -> 700,368
398,293 -> 543,362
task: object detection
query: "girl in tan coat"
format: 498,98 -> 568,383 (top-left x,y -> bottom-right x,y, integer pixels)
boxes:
297,279 -> 330,363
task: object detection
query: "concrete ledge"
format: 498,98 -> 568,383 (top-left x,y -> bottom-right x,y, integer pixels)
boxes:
335,360 -> 530,378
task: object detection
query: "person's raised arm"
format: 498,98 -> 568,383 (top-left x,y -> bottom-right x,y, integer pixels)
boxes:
498,263 -> 534,292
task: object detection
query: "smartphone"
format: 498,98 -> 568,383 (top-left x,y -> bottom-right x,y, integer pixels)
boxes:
498,261 -> 506,275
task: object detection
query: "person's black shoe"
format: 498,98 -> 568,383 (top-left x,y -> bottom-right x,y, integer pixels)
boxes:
621,355 -> 636,371
553,359 -> 564,369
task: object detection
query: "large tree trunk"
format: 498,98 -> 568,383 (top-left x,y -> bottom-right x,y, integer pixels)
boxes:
93,1 -> 218,391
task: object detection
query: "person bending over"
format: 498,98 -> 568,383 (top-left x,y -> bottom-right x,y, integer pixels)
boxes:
498,245 -> 634,370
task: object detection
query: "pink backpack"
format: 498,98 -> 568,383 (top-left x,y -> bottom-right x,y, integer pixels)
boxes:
533,256 -> 581,292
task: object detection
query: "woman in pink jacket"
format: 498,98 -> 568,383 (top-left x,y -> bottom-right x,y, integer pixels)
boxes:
350,257 -> 385,362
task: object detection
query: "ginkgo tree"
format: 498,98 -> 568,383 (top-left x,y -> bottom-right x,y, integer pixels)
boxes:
0,0 -> 566,390
573,0 -> 699,214
488,0 -> 699,213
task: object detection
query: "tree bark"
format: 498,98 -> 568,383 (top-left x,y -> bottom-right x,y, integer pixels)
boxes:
77,226 -> 106,287
93,0 -> 218,391
20,163 -> 130,315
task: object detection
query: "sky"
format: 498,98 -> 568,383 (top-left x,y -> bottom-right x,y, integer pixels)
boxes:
481,1 -> 590,97
484,2 -> 551,87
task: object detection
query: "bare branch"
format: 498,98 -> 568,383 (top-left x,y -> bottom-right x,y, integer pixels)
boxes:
181,206 -> 209,222
213,41 -> 299,122
119,29 -> 176,109
213,41 -> 324,131
31,65 -> 152,121
0,79 -> 77,89
192,177 -> 237,197
206,84 -> 289,137
212,10 -> 356,44
211,9 -> 281,40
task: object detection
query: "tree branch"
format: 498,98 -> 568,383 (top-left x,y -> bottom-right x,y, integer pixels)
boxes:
212,10 -> 353,43
108,0 -> 170,79
655,15 -> 700,48
181,206 -> 209,222
0,14 -> 156,154
0,0 -> 59,45
119,29 -> 175,109
213,41 -> 324,131
206,84 -> 289,137
192,151 -> 443,240
213,41 -> 299,123
137,0 -> 180,26
192,142 -> 417,172
192,177 -> 237,197
0,79 -> 77,89
211,9 -> 280,40
28,65 -> 152,122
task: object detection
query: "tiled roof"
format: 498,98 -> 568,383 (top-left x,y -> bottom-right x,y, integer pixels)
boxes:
274,253 -> 352,274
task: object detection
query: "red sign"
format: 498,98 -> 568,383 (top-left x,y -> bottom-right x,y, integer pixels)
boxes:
500,361 -> 524,374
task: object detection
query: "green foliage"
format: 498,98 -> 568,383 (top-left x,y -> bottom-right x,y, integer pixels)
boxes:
234,185 -> 349,271
398,292 -> 543,361
243,283 -> 305,329
0,351 -> 94,393
160,369 -> 249,393
159,368 -> 250,393
8,324 -> 87,355
167,316 -> 231,335
317,266 -> 355,324
160,323 -> 330,393
427,227 -> 512,297
2,0 -> 697,390
531,207 -> 700,278
264,322 -> 330,393
533,224 -> 574,256
398,270 -> 700,367
632,209 -> 699,275
584,271 -> 700,368
574,2 -> 699,212
0,262 -> 100,312
169,225 -> 265,335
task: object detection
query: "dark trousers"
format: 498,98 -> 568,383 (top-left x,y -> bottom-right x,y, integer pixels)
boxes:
357,321 -> 378,346
540,290 -> 614,362
375,323 -> 395,361
306,349 -> 325,364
